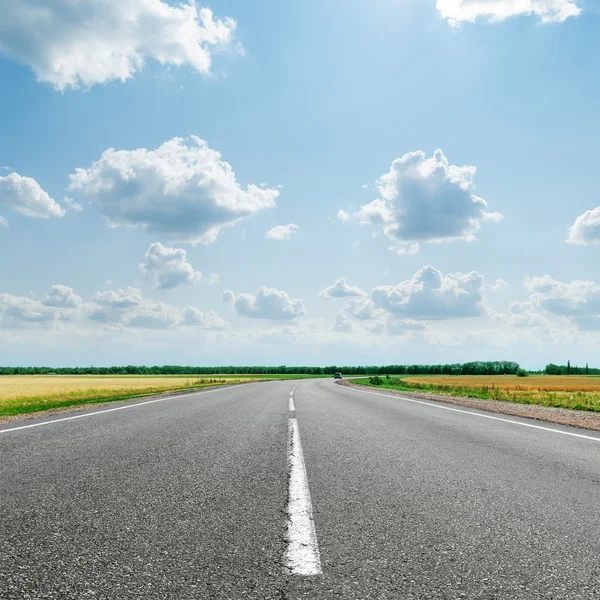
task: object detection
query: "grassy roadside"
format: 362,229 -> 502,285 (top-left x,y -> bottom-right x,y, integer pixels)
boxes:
0,374 -> 328,419
356,376 -> 600,413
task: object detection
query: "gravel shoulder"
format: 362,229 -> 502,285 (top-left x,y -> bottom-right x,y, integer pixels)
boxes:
341,379 -> 600,432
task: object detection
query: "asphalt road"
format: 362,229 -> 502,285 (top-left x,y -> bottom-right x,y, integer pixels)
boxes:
2,378 -> 600,599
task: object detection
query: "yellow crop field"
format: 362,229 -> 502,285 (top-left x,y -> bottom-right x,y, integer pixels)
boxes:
0,375 -> 253,418
404,375 -> 600,392
370,374 -> 600,412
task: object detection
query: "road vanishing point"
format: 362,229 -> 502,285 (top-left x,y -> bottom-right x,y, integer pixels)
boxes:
2,378 -> 600,599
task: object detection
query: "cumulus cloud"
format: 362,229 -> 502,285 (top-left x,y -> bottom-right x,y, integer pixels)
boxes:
337,210 -> 350,223
43,284 -> 83,309
89,286 -> 227,330
182,307 -> 228,330
333,311 -> 353,332
68,137 -> 278,244
436,0 -> 581,26
356,150 -> 501,252
265,223 -> 298,241
344,298 -> 378,320
495,275 -> 600,331
0,0 -> 237,90
486,278 -> 509,292
139,242 -> 201,290
371,265 -> 486,320
334,297 -> 426,336
208,273 -> 221,285
0,285 -> 81,326
222,286 -> 305,320
567,207 -> 600,245
319,278 -> 365,299
524,276 -> 600,328
0,172 -> 65,224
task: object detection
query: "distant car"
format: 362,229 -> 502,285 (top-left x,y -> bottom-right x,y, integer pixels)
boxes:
334,372 -> 342,379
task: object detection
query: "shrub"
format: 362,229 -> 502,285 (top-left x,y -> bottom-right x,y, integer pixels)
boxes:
516,369 -> 529,378
369,376 -> 383,385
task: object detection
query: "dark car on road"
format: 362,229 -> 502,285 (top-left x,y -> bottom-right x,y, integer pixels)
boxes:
334,372 -> 342,379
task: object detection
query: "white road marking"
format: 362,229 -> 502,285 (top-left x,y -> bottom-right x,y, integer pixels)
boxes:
338,383 -> 600,443
285,418 -> 321,576
289,395 -> 296,411
0,385 -> 241,435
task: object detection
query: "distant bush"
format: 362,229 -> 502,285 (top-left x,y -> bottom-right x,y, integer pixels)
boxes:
517,369 -> 529,377
369,376 -> 384,385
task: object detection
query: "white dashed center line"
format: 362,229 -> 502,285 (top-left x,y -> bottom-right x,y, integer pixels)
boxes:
285,418 -> 321,576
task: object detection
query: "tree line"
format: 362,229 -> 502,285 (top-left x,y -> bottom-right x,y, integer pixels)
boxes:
545,362 -> 598,375
0,361 -> 521,376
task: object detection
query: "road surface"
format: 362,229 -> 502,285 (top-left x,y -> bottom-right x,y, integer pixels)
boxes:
2,378 -> 600,599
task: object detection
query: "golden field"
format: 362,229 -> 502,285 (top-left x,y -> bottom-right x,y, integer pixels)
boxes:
373,374 -> 600,412
404,375 -> 600,391
0,375 -> 253,417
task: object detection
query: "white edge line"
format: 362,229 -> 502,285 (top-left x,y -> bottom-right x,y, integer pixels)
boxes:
0,384 -> 244,434
285,418 -> 321,575
336,382 -> 600,443
289,396 -> 296,412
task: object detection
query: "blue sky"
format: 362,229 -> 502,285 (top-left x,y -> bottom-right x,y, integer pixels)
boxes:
0,0 -> 599,368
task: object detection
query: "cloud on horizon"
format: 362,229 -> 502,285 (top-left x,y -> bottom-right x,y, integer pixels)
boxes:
222,286 -> 305,320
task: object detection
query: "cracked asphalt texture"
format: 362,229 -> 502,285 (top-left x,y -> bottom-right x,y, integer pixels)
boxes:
2,378 -> 600,599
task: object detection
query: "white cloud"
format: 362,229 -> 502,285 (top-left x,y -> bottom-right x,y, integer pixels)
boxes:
265,223 -> 299,241
68,137 -> 278,244
0,0 -> 237,90
567,207 -> 600,245
389,242 -> 420,256
63,197 -> 83,213
385,319 -> 426,336
337,209 -> 350,223
139,242 -> 201,290
319,278 -> 365,299
356,150 -> 501,251
524,275 -> 600,330
0,172 -> 65,223
208,273 -> 221,285
0,285 -> 81,326
43,284 -> 83,309
371,265 -> 486,320
436,0 -> 581,26
222,286 -> 305,320
487,278 -> 509,292
333,311 -> 353,332
182,307 -> 228,330
344,298 -> 379,320
89,286 -> 226,330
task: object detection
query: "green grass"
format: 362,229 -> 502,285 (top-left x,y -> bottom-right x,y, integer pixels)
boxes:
356,377 -> 600,413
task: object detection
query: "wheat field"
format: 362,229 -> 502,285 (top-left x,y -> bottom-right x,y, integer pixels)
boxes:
371,374 -> 600,412
0,375 -> 254,417
404,375 -> 600,391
